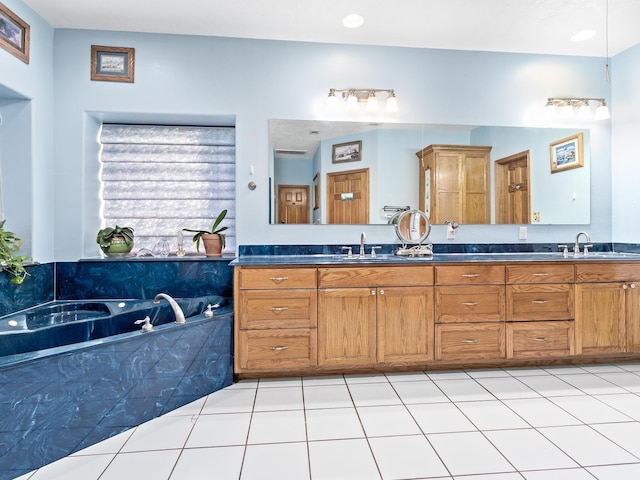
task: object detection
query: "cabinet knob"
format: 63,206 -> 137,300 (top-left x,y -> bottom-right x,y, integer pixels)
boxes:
623,284 -> 628,290
462,273 -> 480,278
371,290 -> 376,296
270,307 -> 289,312
631,284 -> 636,289
380,289 -> 385,295
532,300 -> 549,304
462,339 -> 478,344
532,337 -> 548,342
532,273 -> 549,277
462,301 -> 479,306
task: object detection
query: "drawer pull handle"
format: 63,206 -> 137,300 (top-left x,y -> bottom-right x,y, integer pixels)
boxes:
270,346 -> 288,351
269,277 -> 289,283
462,301 -> 479,306
532,273 -> 549,277
462,339 -> 478,344
462,273 -> 480,278
532,300 -> 549,304
270,307 -> 289,312
532,337 -> 548,342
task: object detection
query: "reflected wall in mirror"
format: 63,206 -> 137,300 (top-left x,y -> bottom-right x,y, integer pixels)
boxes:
269,119 -> 590,225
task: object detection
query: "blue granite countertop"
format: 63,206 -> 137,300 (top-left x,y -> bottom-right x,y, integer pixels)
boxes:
230,251 -> 640,266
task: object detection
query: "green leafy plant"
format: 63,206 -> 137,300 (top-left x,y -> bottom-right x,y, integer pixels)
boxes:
183,210 -> 229,253
96,225 -> 134,248
0,220 -> 31,285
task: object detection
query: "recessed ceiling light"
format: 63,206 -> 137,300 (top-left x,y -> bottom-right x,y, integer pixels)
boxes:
571,29 -> 597,42
342,14 -> 364,29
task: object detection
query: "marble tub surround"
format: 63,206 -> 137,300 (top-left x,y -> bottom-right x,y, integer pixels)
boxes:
0,307 -> 233,479
0,264 -> 54,318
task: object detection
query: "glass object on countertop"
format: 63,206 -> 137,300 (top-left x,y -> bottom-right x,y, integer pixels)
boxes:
153,239 -> 170,257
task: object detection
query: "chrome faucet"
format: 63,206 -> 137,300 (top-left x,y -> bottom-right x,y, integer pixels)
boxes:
359,232 -> 366,258
154,293 -> 186,324
574,231 -> 591,257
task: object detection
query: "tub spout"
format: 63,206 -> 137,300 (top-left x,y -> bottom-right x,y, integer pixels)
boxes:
153,293 -> 186,324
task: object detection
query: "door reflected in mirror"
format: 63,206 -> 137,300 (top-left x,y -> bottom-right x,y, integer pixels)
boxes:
269,119 -> 590,226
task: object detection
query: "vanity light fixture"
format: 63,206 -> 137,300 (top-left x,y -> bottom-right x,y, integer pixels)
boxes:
544,97 -> 610,121
327,88 -> 399,113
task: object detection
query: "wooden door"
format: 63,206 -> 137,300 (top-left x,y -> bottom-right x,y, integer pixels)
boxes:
277,185 -> 310,224
495,151 -> 531,224
433,151 -> 461,223
326,169 -> 370,224
318,288 -> 377,366
575,283 -> 627,355
462,152 -> 491,223
377,286 -> 434,363
627,283 -> 640,351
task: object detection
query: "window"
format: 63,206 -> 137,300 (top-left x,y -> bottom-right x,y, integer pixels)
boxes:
99,124 -> 235,254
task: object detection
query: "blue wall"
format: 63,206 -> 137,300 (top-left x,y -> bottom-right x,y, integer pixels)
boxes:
3,0 -> 640,265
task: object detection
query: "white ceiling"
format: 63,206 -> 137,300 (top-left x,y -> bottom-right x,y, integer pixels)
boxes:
21,0 -> 640,57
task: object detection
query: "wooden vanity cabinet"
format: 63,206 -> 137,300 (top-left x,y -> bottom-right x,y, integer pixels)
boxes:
505,264 -> 575,359
318,266 -> 434,367
234,267 -> 318,373
575,263 -> 640,355
416,144 -> 492,224
434,265 -> 506,361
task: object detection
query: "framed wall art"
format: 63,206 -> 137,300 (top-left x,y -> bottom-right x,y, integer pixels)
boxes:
91,45 -> 135,83
0,2 -> 30,64
550,133 -> 584,173
332,140 -> 362,163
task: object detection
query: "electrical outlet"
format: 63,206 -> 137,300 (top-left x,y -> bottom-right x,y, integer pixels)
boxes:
447,226 -> 456,239
519,226 -> 527,240
533,211 -> 541,223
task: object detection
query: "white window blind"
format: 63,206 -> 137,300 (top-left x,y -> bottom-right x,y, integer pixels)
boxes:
99,124 -> 235,254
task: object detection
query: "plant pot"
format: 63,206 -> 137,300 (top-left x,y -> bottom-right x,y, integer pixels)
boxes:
100,234 -> 133,257
201,233 -> 223,257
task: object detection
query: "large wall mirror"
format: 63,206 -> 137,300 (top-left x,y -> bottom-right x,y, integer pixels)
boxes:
269,119 -> 590,226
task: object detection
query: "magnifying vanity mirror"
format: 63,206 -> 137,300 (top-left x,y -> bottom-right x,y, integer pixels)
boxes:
269,119 -> 591,226
393,209 -> 433,257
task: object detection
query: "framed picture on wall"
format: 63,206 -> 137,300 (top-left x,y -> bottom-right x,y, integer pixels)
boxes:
0,2 -> 30,64
332,140 -> 362,163
91,45 -> 135,83
550,133 -> 584,173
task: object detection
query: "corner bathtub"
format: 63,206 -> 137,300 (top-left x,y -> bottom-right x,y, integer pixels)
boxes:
0,295 -> 233,479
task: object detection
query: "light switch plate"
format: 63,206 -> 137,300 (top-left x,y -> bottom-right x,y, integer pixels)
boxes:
519,226 -> 527,240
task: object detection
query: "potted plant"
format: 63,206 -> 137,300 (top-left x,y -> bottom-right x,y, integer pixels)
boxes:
96,225 -> 134,257
183,210 -> 228,257
0,220 -> 31,284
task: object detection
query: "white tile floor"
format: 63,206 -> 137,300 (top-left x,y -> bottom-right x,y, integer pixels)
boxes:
16,362 -> 640,480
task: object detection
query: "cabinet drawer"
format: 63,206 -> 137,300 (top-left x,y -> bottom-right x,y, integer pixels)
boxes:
507,321 -> 575,359
435,285 -> 505,323
237,329 -> 317,370
576,263 -> 640,283
237,267 -> 317,289
435,265 -> 505,285
435,323 -> 505,361
238,290 -> 317,329
507,284 -> 574,321
318,266 -> 433,288
507,264 -> 574,284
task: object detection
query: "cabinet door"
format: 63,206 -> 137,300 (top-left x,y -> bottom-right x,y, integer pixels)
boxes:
576,283 -> 626,355
237,329 -> 317,370
506,321 -> 575,359
507,284 -> 573,321
462,152 -> 490,223
435,323 -> 505,361
626,283 -> 640,351
377,286 -> 434,363
436,285 -> 505,323
318,288 -> 377,366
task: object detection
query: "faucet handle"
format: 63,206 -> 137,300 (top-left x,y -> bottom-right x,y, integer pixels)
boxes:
557,244 -> 568,258
583,244 -> 593,256
341,246 -> 353,258
135,316 -> 153,332
370,246 -> 382,258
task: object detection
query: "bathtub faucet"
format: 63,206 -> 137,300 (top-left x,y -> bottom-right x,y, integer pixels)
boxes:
153,293 -> 186,325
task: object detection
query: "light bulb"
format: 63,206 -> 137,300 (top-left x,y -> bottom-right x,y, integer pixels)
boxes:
346,91 -> 358,110
385,91 -> 398,112
366,91 -> 379,112
326,89 -> 338,111
576,101 -> 592,120
594,101 -> 610,120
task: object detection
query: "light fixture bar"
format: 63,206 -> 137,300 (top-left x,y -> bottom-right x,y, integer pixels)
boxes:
327,88 -> 398,113
545,97 -> 610,120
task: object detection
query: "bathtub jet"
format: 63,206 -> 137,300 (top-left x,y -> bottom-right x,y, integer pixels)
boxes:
154,293 -> 186,324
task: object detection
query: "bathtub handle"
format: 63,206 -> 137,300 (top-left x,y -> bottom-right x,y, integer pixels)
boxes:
135,316 -> 153,332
